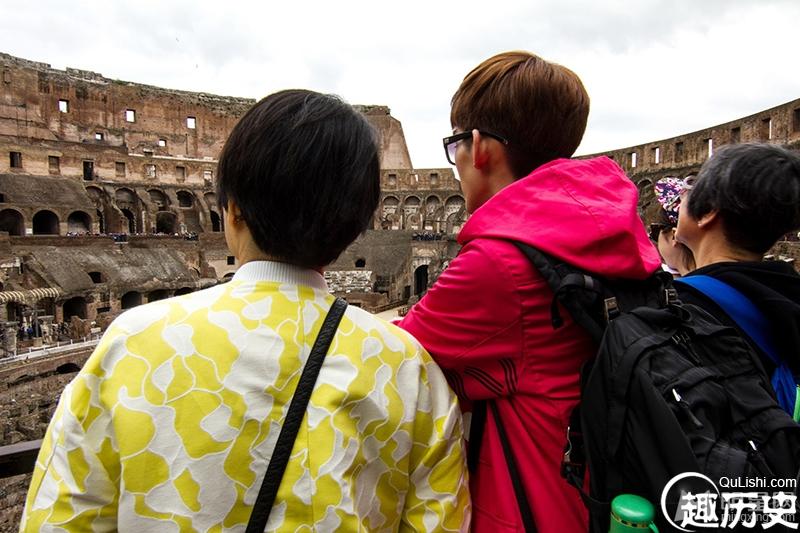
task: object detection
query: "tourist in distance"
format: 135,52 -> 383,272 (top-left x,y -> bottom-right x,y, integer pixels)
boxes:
397,51 -> 660,532
674,143 -> 800,415
21,89 -> 470,532
647,175 -> 696,276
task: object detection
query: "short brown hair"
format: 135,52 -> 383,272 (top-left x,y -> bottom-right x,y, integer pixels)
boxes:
450,51 -> 589,178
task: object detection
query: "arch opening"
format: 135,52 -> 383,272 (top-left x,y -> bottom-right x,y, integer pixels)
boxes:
156,212 -> 178,234
210,211 -> 222,232
414,265 -> 429,295
121,291 -> 142,309
63,296 -> 87,320
32,210 -> 59,235
177,191 -> 194,208
121,209 -> 136,233
67,211 -> 91,234
0,209 -> 24,236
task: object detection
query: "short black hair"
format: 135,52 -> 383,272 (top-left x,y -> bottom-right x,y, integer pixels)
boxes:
217,90 -> 380,268
686,143 -> 800,255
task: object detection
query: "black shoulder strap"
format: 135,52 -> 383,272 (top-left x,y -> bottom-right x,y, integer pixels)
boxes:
490,401 -> 538,533
511,241 -> 606,343
245,297 -> 348,533
467,399 -> 487,472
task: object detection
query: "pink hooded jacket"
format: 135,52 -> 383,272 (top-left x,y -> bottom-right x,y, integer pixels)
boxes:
399,156 -> 660,532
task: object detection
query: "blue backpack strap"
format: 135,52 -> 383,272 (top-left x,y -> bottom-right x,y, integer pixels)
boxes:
676,275 -> 797,414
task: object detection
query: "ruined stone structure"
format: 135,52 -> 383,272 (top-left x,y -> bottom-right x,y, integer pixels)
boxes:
0,52 -> 466,359
580,97 -> 800,219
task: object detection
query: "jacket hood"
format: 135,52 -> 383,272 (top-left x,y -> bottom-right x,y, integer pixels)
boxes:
458,156 -> 660,279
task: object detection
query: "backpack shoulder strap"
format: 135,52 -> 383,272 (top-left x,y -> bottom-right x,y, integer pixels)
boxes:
512,241 -> 606,343
676,275 -> 798,414
676,275 -> 778,359
490,401 -> 538,533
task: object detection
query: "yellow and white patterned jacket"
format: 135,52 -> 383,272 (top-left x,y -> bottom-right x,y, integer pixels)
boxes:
21,261 -> 470,532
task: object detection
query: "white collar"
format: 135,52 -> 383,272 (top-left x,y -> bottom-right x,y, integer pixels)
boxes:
231,260 -> 328,291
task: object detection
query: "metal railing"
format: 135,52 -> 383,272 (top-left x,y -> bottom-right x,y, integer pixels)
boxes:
0,334 -> 101,366
0,439 -> 41,478
369,300 -> 409,314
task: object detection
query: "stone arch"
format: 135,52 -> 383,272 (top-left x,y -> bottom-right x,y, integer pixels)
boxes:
148,189 -> 170,211
85,185 -> 105,204
121,291 -> 142,309
403,195 -> 421,210
424,195 -> 442,231
148,289 -> 170,302
403,196 -> 421,230
210,210 -> 222,232
177,190 -> 194,208
414,265 -> 429,295
0,208 -> 24,235
156,212 -> 178,234
115,187 -> 137,204
67,211 -> 91,234
636,178 -> 655,216
382,196 -> 401,230
32,210 -> 59,235
85,187 -> 109,233
382,196 -> 400,216
425,195 -> 442,213
405,213 -> 422,231
637,178 -> 654,196
204,192 -> 217,207
444,195 -> 466,234
120,209 -> 136,233
57,363 -> 81,374
63,296 -> 87,320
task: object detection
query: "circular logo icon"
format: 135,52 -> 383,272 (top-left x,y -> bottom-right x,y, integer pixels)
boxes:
660,472 -> 721,531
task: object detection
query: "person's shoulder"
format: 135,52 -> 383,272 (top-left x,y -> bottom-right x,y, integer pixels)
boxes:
344,305 -> 428,354
107,283 -> 230,334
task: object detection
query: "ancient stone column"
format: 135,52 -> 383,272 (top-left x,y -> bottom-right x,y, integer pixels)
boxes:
2,321 -> 18,356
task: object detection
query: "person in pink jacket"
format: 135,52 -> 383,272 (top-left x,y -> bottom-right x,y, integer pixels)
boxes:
398,51 -> 661,532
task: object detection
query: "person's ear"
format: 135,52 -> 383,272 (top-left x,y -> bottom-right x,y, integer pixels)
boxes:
225,200 -> 243,226
670,228 -> 680,246
696,210 -> 718,229
471,129 -> 490,170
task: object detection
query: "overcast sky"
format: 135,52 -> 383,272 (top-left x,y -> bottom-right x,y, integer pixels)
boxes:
1,0 -> 798,168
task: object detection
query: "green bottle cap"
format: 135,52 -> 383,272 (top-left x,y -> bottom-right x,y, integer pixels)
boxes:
611,494 -> 655,525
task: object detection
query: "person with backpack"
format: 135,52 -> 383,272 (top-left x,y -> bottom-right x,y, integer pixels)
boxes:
397,51 -> 661,532
675,142 -> 800,416
21,90 -> 470,532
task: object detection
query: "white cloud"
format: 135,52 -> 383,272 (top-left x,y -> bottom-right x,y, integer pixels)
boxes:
0,0 -> 797,167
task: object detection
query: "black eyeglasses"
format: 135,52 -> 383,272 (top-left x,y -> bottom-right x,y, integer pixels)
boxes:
442,130 -> 509,165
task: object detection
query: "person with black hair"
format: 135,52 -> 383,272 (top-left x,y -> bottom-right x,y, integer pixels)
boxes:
676,143 -> 800,413
22,89 -> 470,532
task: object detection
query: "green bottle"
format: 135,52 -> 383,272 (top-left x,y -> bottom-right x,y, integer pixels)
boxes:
609,494 -> 660,533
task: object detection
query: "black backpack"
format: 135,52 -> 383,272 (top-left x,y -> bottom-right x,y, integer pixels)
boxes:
471,241 -> 800,533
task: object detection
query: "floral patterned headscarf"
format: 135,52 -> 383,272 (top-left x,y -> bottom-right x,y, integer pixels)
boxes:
654,176 -> 691,225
